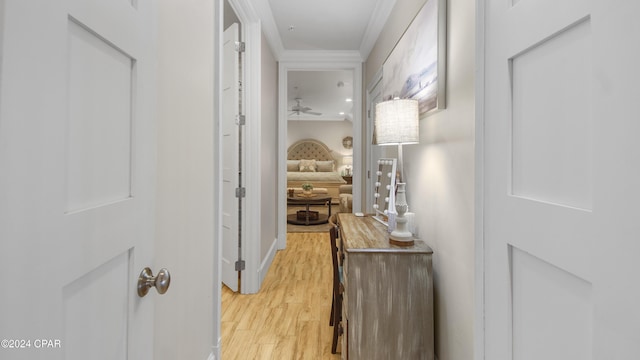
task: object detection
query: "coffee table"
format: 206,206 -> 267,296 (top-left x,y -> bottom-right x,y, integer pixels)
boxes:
287,194 -> 332,226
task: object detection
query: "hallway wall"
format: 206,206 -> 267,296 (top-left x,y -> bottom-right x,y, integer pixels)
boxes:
365,0 -> 476,359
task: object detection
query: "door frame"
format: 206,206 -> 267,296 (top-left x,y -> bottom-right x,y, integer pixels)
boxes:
215,0 -> 262,295
474,0 -> 486,359
277,57 -> 363,250
365,68 -> 383,214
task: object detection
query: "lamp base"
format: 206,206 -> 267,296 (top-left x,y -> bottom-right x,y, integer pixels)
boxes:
389,182 -> 414,246
389,231 -> 414,247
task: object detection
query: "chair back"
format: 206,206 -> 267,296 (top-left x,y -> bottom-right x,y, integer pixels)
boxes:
329,226 -> 342,293
329,225 -> 344,353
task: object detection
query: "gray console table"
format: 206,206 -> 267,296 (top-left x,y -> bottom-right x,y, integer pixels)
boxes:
337,213 -> 434,360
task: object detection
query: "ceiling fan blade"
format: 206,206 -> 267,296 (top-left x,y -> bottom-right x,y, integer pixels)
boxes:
290,98 -> 321,115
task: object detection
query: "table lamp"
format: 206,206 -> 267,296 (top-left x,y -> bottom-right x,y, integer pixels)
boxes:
343,155 -> 353,176
374,98 -> 419,246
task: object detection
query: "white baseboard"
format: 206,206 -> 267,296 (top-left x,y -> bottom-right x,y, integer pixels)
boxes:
258,237 -> 278,284
209,337 -> 221,360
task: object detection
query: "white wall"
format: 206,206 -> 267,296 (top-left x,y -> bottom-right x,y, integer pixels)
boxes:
155,1 -> 216,359
365,0 -> 475,359
260,30 -> 278,263
287,120 -> 353,172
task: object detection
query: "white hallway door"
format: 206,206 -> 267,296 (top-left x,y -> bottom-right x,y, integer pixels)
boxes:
221,22 -> 243,292
0,1 -> 158,359
483,1 -> 640,359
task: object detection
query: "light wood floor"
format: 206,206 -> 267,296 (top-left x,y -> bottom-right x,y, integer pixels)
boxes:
221,232 -> 342,359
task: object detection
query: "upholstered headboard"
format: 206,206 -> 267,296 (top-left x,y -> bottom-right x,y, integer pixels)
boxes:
287,139 -> 336,161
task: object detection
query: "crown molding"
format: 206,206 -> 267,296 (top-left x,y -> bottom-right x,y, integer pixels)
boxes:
279,50 -> 363,64
359,0 -> 397,60
230,0 -> 258,22
250,0 -> 285,57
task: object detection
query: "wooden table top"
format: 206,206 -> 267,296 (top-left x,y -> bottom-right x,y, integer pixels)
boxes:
287,194 -> 332,204
337,213 -> 433,254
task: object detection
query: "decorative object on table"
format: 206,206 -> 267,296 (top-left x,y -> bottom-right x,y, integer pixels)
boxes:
301,182 -> 314,195
372,158 -> 397,227
374,98 -> 420,246
342,155 -> 353,176
342,136 -> 353,149
382,0 -> 447,115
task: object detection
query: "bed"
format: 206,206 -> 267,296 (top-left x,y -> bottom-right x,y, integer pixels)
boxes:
287,139 -> 347,202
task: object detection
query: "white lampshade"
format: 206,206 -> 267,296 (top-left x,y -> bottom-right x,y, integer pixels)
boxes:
374,98 -> 419,145
343,156 -> 353,166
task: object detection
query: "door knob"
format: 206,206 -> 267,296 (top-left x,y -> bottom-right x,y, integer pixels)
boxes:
137,267 -> 171,297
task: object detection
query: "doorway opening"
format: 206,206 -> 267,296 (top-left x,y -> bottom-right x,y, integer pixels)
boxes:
277,62 -> 364,250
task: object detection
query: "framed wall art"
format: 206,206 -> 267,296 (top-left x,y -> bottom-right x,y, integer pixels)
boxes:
383,0 -> 447,115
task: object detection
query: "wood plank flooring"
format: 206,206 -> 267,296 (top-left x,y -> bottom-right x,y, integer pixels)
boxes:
221,232 -> 342,359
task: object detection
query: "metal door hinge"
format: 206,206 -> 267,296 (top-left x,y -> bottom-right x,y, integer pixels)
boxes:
367,109 -> 371,119
235,187 -> 246,198
235,41 -> 245,52
235,114 -> 246,125
235,260 -> 245,271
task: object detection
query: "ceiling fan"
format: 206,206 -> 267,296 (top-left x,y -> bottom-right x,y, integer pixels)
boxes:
289,98 -> 322,116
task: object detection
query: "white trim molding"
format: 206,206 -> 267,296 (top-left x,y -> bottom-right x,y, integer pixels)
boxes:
359,0 -> 397,59
365,68 -> 383,213
258,237 -> 278,284
279,50 -> 363,63
474,0 -> 486,359
249,0 -> 284,57
228,0 -> 263,295
213,1 -> 224,359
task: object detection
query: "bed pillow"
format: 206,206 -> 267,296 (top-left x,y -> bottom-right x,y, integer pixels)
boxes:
316,160 -> 335,172
287,160 -> 300,172
299,159 -> 317,172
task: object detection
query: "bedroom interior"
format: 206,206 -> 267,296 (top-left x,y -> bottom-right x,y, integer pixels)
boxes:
285,70 -> 356,230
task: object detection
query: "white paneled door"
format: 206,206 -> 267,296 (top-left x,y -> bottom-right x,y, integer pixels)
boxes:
221,22 -> 242,292
482,0 -> 640,359
0,1 -> 157,359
